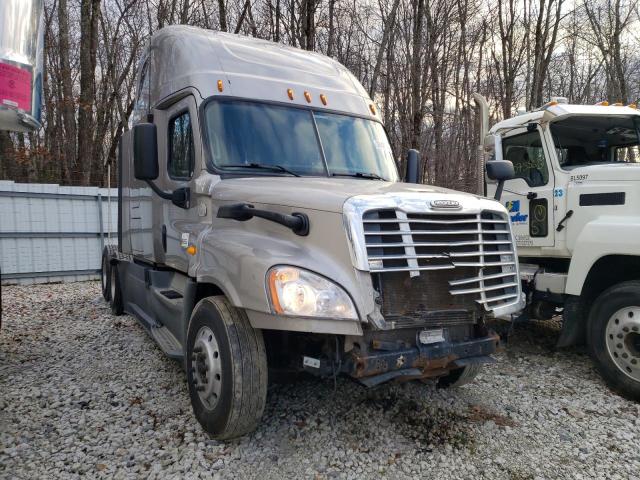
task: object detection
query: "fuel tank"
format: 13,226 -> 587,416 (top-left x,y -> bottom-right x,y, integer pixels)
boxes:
0,0 -> 43,132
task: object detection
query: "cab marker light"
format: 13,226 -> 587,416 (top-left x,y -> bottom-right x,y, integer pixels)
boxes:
369,103 -> 376,115
217,80 -> 224,92
287,88 -> 294,100
595,101 -> 609,106
304,91 -> 312,103
613,102 -> 623,106
186,245 -> 197,256
320,94 -> 327,105
628,103 -> 638,109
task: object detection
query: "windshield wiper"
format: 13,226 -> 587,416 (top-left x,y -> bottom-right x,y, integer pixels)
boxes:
223,163 -> 301,177
331,172 -> 386,181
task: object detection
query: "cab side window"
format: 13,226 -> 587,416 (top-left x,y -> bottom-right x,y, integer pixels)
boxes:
168,111 -> 195,180
502,131 -> 549,187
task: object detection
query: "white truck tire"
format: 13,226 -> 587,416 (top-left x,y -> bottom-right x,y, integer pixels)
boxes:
587,280 -> 640,401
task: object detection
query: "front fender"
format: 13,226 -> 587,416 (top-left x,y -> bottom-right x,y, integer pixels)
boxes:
566,216 -> 640,295
189,203 -> 375,323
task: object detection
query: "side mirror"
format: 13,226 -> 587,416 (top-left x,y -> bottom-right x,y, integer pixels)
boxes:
405,149 -> 421,183
486,160 -> 514,201
133,122 -> 158,180
486,159 -> 515,182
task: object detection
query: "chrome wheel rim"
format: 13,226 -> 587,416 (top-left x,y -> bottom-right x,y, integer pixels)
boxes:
605,306 -> 640,382
191,326 -> 222,409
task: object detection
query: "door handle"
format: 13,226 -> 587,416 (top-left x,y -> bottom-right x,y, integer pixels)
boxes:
162,225 -> 167,252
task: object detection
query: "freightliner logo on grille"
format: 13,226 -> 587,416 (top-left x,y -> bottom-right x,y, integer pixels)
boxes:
430,199 -> 461,209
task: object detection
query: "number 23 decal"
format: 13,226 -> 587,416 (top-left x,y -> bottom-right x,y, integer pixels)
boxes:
553,188 -> 564,197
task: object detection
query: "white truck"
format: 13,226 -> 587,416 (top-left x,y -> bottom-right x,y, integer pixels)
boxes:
477,94 -> 640,400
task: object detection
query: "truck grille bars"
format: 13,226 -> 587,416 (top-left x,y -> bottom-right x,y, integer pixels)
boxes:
362,210 -> 519,311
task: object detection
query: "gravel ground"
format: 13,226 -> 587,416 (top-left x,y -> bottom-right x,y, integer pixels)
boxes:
1,282 -> 639,480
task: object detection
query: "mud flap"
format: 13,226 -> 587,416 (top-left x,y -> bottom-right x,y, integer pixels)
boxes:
557,295 -> 587,347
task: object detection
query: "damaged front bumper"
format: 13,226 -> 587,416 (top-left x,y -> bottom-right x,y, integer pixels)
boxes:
344,332 -> 500,387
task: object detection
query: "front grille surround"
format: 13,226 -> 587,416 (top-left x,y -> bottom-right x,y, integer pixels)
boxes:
343,193 -> 524,318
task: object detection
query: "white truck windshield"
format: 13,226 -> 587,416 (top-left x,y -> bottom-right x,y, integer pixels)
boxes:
551,115 -> 640,167
203,100 -> 399,181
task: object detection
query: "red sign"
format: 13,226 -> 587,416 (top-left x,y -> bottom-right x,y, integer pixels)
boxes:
0,61 -> 32,112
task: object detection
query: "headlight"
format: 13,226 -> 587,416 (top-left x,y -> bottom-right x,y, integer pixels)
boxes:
267,266 -> 358,320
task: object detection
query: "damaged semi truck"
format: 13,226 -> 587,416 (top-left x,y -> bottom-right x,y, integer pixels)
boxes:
477,94 -> 640,400
102,26 -> 524,439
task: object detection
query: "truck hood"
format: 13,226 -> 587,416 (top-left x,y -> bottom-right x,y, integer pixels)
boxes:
567,163 -> 640,182
211,177 -> 484,213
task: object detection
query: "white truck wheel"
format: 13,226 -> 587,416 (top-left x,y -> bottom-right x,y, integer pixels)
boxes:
588,281 -> 640,401
186,296 -> 267,440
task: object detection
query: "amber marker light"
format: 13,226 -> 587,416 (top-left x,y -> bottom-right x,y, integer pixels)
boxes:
596,101 -> 609,106
186,245 -> 197,256
304,91 -> 312,103
629,104 -> 638,109
268,270 -> 286,314
320,94 -> 327,105
217,80 -> 224,92
369,103 -> 376,115
287,88 -> 294,100
613,102 -> 623,106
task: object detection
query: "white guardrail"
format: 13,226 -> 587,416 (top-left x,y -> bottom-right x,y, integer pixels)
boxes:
0,181 -> 117,285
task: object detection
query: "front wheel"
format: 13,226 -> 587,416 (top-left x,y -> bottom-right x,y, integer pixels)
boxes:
186,296 -> 268,440
437,364 -> 482,388
587,281 -> 640,401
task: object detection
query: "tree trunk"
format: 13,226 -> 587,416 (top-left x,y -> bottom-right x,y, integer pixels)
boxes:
327,0 -> 336,56
78,0 -> 101,185
57,0 -> 76,184
410,0 -> 425,151
218,0 -> 228,31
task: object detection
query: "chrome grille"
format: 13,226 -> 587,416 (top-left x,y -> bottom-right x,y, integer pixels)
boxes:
363,209 -> 519,311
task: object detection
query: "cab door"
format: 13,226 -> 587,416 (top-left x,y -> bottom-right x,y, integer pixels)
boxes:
155,95 -> 201,271
488,126 -> 555,248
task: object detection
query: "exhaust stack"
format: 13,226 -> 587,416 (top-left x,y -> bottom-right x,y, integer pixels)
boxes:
472,93 -> 489,196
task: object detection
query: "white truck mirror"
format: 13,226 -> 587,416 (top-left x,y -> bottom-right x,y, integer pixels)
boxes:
486,160 -> 514,201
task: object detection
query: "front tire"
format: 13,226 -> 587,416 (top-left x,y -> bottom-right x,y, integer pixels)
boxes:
437,364 -> 482,388
587,281 -> 640,401
186,296 -> 267,440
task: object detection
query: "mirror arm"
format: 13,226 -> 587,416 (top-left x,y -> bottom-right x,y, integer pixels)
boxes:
494,180 -> 505,201
144,180 -> 191,209
145,179 -> 172,200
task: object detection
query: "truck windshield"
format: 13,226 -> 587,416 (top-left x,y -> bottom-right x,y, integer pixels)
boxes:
551,115 -> 640,167
203,100 -> 399,181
